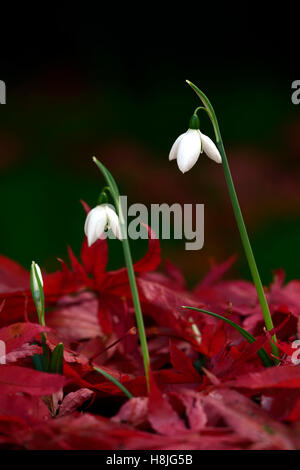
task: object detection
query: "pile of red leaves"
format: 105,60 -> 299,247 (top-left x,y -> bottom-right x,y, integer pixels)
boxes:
1,217 -> 300,450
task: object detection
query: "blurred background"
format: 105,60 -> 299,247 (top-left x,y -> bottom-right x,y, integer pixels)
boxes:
0,6 -> 299,286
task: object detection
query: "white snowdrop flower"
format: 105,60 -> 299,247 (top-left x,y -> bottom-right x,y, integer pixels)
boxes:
169,114 -> 222,173
84,204 -> 122,246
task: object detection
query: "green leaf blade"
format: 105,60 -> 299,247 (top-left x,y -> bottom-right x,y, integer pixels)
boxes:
183,306 -> 273,367
93,366 -> 133,399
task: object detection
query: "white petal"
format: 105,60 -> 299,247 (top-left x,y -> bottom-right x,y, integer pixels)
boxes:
200,133 -> 222,164
106,206 -> 122,240
169,133 -> 185,161
176,129 -> 201,173
84,206 -> 107,246
95,216 -> 107,240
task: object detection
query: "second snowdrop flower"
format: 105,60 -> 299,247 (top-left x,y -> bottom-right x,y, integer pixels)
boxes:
169,114 -> 222,173
84,204 -> 122,246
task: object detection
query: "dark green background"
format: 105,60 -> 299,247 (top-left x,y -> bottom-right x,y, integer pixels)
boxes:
0,7 -> 299,286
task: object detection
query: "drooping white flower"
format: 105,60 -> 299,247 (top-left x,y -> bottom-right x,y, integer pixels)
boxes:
169,115 -> 222,173
84,204 -> 122,246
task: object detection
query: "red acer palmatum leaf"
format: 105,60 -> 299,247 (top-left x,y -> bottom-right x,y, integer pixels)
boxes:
102,224 -> 161,293
0,322 -> 49,353
5,344 -> 42,363
203,389 -> 295,450
194,255 -> 237,290
0,365 -> 68,395
112,396 -> 149,428
0,255 -> 29,290
0,393 -> 49,426
46,291 -> 101,342
147,372 -> 187,435
171,390 -> 207,432
58,389 -> 95,417
10,411 -> 243,450
169,340 -> 199,381
163,259 -> 186,289
81,238 -> 108,288
224,364 -> 300,390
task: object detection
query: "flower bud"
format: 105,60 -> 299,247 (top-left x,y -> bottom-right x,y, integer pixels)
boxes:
30,261 -> 45,325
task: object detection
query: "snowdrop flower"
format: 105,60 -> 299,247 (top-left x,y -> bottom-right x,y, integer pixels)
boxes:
84,204 -> 122,246
169,114 -> 222,173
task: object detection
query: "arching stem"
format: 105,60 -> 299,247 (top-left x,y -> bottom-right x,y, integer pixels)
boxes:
93,157 -> 150,391
186,80 -> 279,361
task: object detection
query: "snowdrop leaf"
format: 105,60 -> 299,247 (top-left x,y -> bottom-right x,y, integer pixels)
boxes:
94,366 -> 133,399
183,306 -> 273,367
49,343 -> 64,375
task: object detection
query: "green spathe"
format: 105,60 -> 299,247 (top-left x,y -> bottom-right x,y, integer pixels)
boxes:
189,114 -> 200,129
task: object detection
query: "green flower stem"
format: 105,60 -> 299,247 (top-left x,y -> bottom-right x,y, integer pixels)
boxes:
118,198 -> 151,391
186,80 -> 279,360
30,262 -> 48,365
217,139 -> 278,357
93,157 -> 150,391
120,229 -> 151,392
